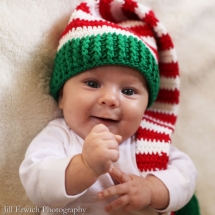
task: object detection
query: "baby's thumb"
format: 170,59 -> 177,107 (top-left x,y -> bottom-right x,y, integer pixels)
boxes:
114,135 -> 122,144
91,124 -> 109,133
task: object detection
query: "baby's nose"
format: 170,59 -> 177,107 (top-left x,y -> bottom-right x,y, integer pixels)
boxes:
98,89 -> 120,108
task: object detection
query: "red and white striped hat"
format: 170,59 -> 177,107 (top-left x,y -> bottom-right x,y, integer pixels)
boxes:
50,0 -> 180,172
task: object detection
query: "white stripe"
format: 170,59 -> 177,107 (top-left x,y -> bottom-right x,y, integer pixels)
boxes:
140,119 -> 173,135
146,108 -> 177,116
136,140 -> 170,155
143,115 -> 175,129
134,3 -> 151,20
160,76 -> 180,90
110,0 -> 127,22
150,102 -> 179,114
159,48 -> 178,63
69,9 -> 103,24
154,22 -> 168,37
141,36 -> 157,50
89,0 -> 100,17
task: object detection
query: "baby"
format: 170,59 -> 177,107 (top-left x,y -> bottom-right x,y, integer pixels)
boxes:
19,1 -> 197,215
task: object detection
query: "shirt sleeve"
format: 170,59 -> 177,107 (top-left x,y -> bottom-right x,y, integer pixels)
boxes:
19,120 -> 86,208
148,144 -> 197,212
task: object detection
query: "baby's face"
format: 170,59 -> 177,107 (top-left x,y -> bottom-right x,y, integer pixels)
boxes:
59,66 -> 149,142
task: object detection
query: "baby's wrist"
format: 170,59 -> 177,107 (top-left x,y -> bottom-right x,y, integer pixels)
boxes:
145,175 -> 169,210
80,154 -> 100,179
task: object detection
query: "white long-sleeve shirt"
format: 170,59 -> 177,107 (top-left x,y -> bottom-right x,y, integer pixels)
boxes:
19,118 -> 197,215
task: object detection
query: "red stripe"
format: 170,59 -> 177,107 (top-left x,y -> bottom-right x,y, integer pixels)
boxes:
136,152 -> 168,171
127,24 -> 154,37
61,19 -> 123,38
76,2 -> 91,14
157,33 -> 174,51
136,127 -> 171,142
144,110 -> 177,125
156,89 -> 179,104
143,10 -> 158,28
122,0 -> 139,20
99,0 -> 116,23
159,62 -> 179,78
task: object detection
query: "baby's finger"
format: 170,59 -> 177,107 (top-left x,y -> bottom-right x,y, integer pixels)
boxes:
91,124 -> 109,133
108,167 -> 129,183
104,195 -> 129,212
114,135 -> 122,144
98,181 -> 128,199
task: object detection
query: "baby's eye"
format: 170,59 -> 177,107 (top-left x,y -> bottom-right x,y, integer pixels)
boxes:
122,88 -> 136,96
85,81 -> 100,88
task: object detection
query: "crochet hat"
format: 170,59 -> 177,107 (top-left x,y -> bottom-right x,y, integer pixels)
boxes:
50,0 -> 164,107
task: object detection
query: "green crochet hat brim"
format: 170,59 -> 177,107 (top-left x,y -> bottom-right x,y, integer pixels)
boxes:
50,33 -> 159,107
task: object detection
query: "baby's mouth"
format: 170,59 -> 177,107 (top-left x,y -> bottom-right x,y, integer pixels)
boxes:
92,116 -> 119,123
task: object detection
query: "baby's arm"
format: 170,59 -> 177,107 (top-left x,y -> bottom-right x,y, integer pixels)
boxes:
65,124 -> 122,195
19,120 -> 120,207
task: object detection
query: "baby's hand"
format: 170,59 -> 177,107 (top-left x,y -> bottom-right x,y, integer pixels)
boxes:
98,167 -> 152,212
82,124 -> 122,176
